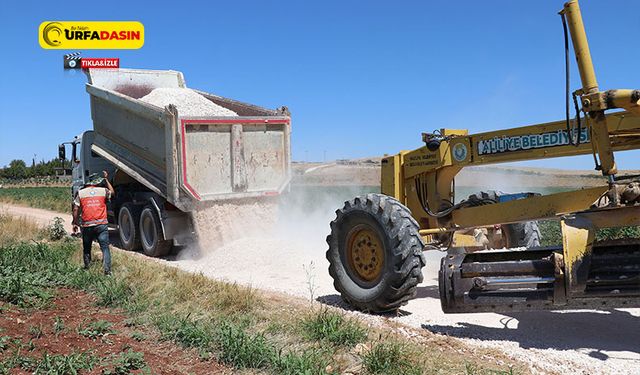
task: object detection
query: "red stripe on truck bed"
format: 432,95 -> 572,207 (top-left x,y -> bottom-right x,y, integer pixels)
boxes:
181,118 -> 290,125
180,120 -> 202,201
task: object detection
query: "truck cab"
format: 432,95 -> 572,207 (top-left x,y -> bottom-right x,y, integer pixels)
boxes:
60,131 -> 116,201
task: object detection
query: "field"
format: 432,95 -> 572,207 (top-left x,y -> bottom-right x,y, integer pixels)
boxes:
0,187 -> 69,213
0,213 -> 526,374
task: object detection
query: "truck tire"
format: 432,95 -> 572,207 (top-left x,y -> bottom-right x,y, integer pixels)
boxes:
503,221 -> 541,248
118,204 -> 141,251
326,194 -> 426,313
139,206 -> 172,257
467,190 -> 541,248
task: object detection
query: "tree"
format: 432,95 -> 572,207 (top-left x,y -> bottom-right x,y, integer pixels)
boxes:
5,159 -> 28,179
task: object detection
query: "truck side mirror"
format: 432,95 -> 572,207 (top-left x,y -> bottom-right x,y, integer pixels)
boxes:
58,144 -> 66,161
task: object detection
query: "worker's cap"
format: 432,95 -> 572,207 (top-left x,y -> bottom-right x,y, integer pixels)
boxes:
85,173 -> 105,186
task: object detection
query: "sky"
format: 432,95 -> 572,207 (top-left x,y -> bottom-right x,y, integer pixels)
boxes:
1,0 -> 638,171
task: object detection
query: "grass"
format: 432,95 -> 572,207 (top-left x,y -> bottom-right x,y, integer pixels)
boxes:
0,213 -> 43,247
0,187 -> 69,213
0,213 -> 527,375
363,341 -> 422,375
155,313 -> 213,349
301,308 -> 367,347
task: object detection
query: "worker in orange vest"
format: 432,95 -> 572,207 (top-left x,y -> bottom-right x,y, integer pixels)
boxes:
72,170 -> 116,275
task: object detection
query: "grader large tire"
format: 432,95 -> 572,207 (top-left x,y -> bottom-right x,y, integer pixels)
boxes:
139,206 -> 172,257
326,194 -> 426,313
118,203 -> 141,251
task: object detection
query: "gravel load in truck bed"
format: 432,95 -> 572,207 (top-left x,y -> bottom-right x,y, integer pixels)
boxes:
139,87 -> 237,117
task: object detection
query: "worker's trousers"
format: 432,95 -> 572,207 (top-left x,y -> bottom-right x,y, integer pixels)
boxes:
81,224 -> 111,274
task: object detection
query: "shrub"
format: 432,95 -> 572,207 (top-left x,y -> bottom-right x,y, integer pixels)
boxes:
46,217 -> 67,241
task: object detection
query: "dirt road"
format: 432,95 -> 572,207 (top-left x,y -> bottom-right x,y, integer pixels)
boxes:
3,202 -> 638,375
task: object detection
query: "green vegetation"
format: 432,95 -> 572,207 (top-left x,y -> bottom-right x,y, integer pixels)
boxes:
0,336 -> 9,352
538,220 -> 640,246
363,341 -> 422,375
77,320 -> 116,340
0,158 -> 67,181
53,317 -> 65,335
301,308 -> 367,347
103,350 -> 148,375
130,331 -> 146,341
0,351 -> 98,375
0,187 -> 69,213
28,325 -> 43,339
45,217 -> 67,241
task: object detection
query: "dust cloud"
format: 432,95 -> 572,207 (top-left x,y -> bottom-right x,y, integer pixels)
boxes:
174,184 -> 376,296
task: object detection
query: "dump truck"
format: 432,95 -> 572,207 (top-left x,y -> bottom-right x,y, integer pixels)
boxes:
326,0 -> 640,313
59,68 -> 291,256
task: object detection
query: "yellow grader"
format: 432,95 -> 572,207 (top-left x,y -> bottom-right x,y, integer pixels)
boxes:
326,0 -> 640,313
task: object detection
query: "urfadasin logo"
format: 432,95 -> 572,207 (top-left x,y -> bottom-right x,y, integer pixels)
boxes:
42,22 -> 64,47
63,52 -> 82,69
39,21 -> 144,49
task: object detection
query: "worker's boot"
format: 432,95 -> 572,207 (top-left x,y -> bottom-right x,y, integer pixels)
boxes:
83,254 -> 91,270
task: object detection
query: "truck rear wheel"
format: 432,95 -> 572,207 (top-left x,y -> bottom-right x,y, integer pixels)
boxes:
326,194 -> 426,313
118,204 -> 141,251
503,221 -> 541,248
139,206 -> 172,257
467,191 -> 542,248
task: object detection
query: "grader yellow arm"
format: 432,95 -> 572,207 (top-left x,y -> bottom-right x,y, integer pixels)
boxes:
326,0 -> 640,313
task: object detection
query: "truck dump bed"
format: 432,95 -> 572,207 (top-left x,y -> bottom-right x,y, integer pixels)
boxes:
86,69 -> 291,212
